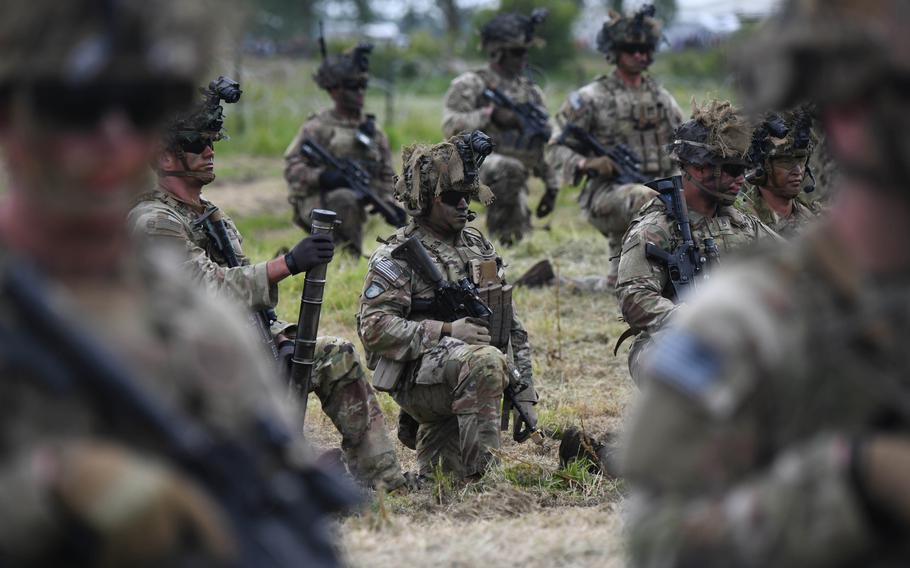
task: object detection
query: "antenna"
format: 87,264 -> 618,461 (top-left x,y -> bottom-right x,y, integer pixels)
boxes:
318,20 -> 327,60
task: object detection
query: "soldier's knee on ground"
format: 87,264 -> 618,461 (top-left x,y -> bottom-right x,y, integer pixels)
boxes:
313,336 -> 362,392
452,346 -> 509,413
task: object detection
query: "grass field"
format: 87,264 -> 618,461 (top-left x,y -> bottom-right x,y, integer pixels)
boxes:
205,51 -> 729,567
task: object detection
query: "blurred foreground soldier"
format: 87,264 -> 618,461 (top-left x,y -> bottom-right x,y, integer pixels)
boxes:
129,80 -> 408,491
622,1 -> 910,566
442,8 -> 559,246
358,132 -> 538,479
616,101 -> 779,383
737,108 -> 824,237
0,0 -> 353,566
284,41 -> 398,255
548,4 -> 683,287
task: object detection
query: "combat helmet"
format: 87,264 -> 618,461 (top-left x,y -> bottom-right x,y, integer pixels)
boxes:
0,0 -> 211,113
314,41 -> 373,91
395,131 -> 496,217
596,4 -> 662,63
479,8 -> 548,55
159,76 -> 241,185
746,107 -> 817,190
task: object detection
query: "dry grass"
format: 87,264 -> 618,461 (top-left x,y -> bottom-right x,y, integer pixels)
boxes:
206,161 -> 637,568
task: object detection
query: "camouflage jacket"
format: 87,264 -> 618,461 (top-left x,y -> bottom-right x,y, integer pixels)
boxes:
617,196 -> 780,336
128,188 -> 277,313
357,223 -> 533,387
623,225 -> 910,566
547,72 -> 684,207
442,66 -> 557,184
737,184 -> 824,238
0,244 -> 306,564
283,108 -> 395,202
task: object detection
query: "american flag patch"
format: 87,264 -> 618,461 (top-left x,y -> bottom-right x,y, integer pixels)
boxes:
373,257 -> 402,282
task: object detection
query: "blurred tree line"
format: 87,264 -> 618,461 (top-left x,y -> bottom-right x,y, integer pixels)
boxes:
243,0 -> 677,75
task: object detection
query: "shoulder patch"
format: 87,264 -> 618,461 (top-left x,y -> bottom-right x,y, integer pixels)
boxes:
644,330 -> 724,400
372,257 -> 403,283
364,280 -> 386,299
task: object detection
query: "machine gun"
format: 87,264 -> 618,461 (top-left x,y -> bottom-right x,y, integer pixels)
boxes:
643,175 -> 712,302
391,236 -> 541,444
193,206 -> 280,361
0,262 -> 361,568
556,123 -> 649,185
482,87 -> 552,150
299,138 -> 408,228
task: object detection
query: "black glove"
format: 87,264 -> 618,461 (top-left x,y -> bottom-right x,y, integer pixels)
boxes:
318,169 -> 348,191
536,187 -> 558,218
284,234 -> 334,275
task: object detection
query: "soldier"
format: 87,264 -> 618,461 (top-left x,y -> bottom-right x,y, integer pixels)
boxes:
128,79 -> 407,491
548,4 -> 684,287
284,42 -> 398,256
737,110 -> 824,237
358,132 -> 538,479
442,8 -> 559,246
616,100 -> 780,382
0,0 -> 351,565
622,1 -> 910,565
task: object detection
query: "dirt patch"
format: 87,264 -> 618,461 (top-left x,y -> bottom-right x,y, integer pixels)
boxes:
204,175 -> 290,218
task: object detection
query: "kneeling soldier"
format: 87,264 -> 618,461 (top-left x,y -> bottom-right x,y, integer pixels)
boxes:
128,79 -> 407,491
358,131 -> 539,479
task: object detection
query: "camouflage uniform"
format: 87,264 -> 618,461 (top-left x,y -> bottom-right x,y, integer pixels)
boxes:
358,134 -> 537,477
442,10 -> 559,245
617,101 -> 780,381
284,44 -> 396,255
0,247 -> 315,565
623,1 -> 910,565
284,110 -> 396,254
737,183 -> 822,238
129,189 -> 405,489
547,7 -> 684,283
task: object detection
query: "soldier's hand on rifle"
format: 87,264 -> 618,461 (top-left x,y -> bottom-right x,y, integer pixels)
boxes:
579,155 -> 616,179
491,106 -> 522,130
536,186 -> 559,218
318,168 -> 348,191
49,442 -> 236,565
513,399 -> 538,441
448,316 -> 491,345
285,234 -> 335,275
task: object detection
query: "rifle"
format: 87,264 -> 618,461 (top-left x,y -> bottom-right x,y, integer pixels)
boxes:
391,236 -> 542,444
0,262 -> 361,568
482,87 -> 552,150
194,206 -> 280,361
556,123 -> 649,185
299,138 -> 408,228
290,209 -> 337,424
643,175 -> 709,302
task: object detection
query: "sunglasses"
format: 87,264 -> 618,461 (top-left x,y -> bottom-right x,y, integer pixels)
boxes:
720,163 -> 748,178
770,156 -> 809,172
504,48 -> 528,58
439,191 -> 469,207
340,79 -> 368,91
25,79 -> 193,131
617,44 -> 652,56
178,135 -> 214,154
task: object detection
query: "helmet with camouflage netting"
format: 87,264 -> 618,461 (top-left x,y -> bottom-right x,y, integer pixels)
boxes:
159,76 -> 241,185
0,0 -> 212,113
479,8 -> 548,55
596,4 -> 662,63
745,106 -> 818,187
314,42 -> 373,91
395,131 -> 496,217
669,100 -> 752,167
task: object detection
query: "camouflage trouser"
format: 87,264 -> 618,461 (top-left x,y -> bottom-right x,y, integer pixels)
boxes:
479,154 -> 531,246
309,336 -> 405,489
393,338 -> 509,478
586,183 -> 657,284
290,188 -> 367,255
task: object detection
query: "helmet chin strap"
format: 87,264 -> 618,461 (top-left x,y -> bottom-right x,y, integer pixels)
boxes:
157,146 -> 216,185
684,166 -> 737,206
